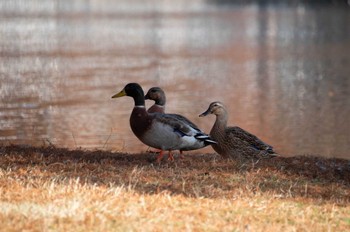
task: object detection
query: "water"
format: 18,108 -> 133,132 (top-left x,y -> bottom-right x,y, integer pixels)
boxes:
1,1 -> 349,159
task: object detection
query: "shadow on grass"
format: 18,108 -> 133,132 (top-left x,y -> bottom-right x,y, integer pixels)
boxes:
0,144 -> 349,203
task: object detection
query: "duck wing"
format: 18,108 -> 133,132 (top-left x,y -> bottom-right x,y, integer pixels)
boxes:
227,126 -> 274,152
155,114 -> 192,135
155,113 -> 216,144
167,113 -> 201,131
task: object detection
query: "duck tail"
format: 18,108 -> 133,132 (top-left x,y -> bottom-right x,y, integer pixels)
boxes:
195,133 -> 217,145
260,147 -> 279,158
267,152 -> 279,158
268,147 -> 279,157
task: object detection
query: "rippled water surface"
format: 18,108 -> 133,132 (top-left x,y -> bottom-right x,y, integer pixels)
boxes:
1,1 -> 349,158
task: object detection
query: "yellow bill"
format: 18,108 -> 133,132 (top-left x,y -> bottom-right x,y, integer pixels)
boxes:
111,89 -> 126,98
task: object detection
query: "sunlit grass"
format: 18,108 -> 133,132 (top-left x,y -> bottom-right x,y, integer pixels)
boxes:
0,145 -> 349,231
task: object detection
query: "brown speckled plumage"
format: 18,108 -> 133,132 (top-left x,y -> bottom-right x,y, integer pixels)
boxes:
200,101 -> 278,160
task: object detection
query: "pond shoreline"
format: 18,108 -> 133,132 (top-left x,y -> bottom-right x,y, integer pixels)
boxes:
1,144 -> 349,184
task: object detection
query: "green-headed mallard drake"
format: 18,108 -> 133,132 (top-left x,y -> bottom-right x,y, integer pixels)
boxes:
199,101 -> 278,159
112,83 -> 217,162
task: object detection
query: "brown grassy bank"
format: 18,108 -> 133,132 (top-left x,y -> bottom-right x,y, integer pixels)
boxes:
0,144 -> 349,231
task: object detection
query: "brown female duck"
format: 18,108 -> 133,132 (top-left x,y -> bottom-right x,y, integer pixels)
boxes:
112,83 -> 216,162
199,101 -> 278,159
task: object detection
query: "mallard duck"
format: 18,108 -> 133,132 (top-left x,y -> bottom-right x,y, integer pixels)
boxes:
144,86 -> 201,130
112,83 -> 217,162
199,101 -> 278,159
144,86 -> 205,158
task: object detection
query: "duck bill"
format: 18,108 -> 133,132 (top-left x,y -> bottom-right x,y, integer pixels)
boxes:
144,93 -> 150,100
111,89 -> 126,98
199,108 -> 211,117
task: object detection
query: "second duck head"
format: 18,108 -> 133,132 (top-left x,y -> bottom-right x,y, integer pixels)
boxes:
199,101 -> 227,117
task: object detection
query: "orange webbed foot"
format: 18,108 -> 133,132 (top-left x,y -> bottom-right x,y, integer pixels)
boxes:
156,150 -> 164,163
167,151 -> 175,161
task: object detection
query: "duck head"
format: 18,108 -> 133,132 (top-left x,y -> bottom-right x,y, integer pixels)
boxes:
112,83 -> 145,106
144,87 -> 166,105
199,101 -> 226,117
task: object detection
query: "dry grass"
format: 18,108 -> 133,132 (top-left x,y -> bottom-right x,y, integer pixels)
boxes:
0,145 -> 349,231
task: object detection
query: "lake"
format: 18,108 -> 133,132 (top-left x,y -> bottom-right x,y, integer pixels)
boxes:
0,0 -> 349,158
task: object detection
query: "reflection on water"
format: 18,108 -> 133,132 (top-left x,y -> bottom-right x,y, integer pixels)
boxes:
0,1 -> 349,158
